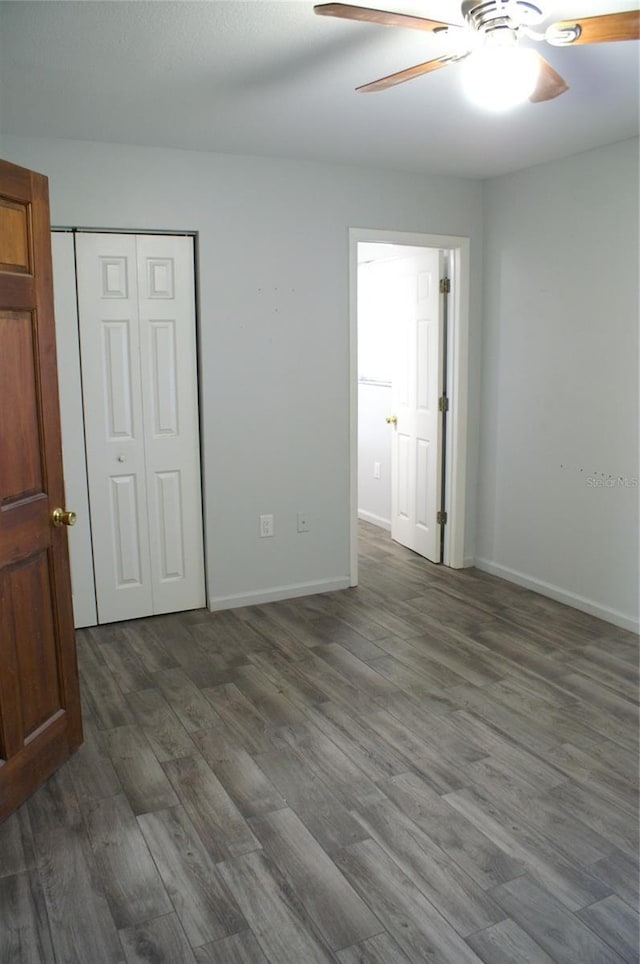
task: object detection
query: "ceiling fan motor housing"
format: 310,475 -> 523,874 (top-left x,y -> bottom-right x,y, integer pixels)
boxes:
462,0 -> 543,34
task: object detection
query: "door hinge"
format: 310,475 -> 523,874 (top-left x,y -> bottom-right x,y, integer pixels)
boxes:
438,395 -> 449,413
437,510 -> 448,525
440,277 -> 450,295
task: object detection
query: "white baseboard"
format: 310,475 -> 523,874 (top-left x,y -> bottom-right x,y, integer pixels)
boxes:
474,557 -> 639,634
209,576 -> 351,612
358,510 -> 391,531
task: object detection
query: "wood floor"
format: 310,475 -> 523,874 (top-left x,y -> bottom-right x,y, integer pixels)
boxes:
2,521 -> 638,964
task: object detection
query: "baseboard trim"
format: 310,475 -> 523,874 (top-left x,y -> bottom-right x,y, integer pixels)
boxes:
357,510 -> 391,531
474,557 -> 639,634
209,577 -> 351,612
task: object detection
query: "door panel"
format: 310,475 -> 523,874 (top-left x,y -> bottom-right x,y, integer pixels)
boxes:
110,474 -> 146,586
397,433 -> 410,520
155,471 -> 185,580
137,235 -> 205,616
1,310 -> 44,497
10,551 -> 61,736
0,158 -> 82,822
416,439 -> 431,527
103,320 -> 136,438
0,196 -> 31,273
149,321 -> 179,435
76,234 -> 153,623
390,249 -> 444,562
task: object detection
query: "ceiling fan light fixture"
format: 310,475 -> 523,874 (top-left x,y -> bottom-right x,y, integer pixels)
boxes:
461,45 -> 540,109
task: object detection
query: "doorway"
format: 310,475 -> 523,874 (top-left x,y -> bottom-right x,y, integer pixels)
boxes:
349,228 -> 471,585
51,230 -> 206,627
357,242 -> 445,563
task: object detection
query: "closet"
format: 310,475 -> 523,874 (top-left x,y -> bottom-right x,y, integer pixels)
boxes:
52,232 -> 205,626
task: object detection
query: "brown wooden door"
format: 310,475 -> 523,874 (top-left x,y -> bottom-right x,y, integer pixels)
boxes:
0,158 -> 83,822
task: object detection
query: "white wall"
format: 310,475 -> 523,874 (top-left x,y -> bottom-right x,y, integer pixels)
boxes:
478,137 -> 639,632
358,382 -> 392,529
357,256 -> 395,529
3,135 -> 483,609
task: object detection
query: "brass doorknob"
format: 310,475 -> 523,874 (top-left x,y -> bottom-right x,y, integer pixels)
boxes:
386,415 -> 398,425
52,508 -> 77,528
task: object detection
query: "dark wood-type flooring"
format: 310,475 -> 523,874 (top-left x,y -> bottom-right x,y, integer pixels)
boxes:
2,522 -> 639,963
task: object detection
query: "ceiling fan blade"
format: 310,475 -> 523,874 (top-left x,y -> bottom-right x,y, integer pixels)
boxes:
356,54 -> 463,92
314,3 -> 456,33
547,9 -> 640,45
529,54 -> 569,103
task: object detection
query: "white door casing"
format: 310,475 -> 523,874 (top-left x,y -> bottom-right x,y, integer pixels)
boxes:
389,249 -> 444,562
76,233 -> 204,623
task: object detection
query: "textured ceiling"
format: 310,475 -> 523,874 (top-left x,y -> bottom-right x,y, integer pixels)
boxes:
1,0 -> 638,178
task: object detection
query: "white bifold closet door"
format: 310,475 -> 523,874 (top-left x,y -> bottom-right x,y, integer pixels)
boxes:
76,233 -> 205,623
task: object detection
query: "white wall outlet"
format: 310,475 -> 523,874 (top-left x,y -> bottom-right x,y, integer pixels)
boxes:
373,462 -> 381,479
260,514 -> 274,538
297,511 -> 310,533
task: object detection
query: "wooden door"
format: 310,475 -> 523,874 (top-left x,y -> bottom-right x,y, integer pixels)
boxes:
0,158 -> 83,822
390,248 -> 444,562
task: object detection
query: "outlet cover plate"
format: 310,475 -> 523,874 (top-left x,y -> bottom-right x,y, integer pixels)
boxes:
260,514 -> 274,537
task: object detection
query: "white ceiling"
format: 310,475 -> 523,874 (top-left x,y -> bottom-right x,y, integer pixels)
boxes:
1,0 -> 638,178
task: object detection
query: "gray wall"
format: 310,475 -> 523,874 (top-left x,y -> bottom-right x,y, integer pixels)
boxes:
2,135 -> 483,608
477,137 -> 639,630
5,133 -> 635,628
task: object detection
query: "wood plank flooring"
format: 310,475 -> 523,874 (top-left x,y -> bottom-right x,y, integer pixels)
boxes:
1,521 -> 638,963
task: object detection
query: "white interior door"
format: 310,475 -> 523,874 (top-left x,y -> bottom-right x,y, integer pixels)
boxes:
136,235 -> 205,615
76,233 -> 205,623
390,248 -> 444,562
51,232 -> 97,628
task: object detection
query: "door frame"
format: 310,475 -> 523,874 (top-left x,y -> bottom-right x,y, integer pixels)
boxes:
349,227 -> 471,584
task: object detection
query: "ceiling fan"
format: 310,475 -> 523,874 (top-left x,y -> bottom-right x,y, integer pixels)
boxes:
314,1 -> 640,107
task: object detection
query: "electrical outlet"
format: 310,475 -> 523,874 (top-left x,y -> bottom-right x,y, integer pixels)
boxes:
260,514 -> 274,538
297,511 -> 310,533
374,462 -> 381,479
